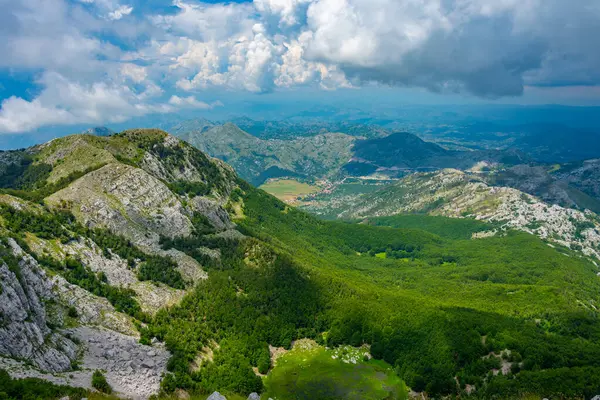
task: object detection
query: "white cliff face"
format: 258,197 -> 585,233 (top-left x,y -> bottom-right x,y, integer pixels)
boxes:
0,239 -> 77,372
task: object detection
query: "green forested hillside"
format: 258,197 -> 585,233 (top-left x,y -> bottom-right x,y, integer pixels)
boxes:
358,214 -> 496,240
145,182 -> 600,398
1,131 -> 600,400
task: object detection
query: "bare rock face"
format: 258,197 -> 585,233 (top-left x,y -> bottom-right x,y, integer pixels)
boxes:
52,275 -> 137,336
192,196 -> 235,231
0,239 -> 77,372
1,326 -> 171,400
31,236 -> 186,316
47,163 -> 194,247
207,392 -> 227,400
71,326 -> 170,399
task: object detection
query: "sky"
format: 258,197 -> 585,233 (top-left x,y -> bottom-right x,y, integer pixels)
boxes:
1,0 -> 600,138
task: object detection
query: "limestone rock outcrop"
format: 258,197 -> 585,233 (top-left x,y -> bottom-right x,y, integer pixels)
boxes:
0,239 -> 77,372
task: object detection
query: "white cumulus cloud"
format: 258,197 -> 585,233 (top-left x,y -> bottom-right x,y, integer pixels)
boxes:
0,72 -> 170,133
108,5 -> 133,20
168,95 -> 223,109
1,0 -> 599,133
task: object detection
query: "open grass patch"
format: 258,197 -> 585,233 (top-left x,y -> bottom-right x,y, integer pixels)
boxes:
263,342 -> 408,400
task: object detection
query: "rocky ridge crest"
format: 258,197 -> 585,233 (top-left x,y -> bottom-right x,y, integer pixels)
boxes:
0,130 -> 243,398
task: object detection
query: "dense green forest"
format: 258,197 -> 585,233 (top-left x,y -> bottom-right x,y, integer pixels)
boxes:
359,214 -> 497,240
139,182 -> 600,398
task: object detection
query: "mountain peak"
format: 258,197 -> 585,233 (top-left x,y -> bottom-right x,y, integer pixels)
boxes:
82,126 -> 114,137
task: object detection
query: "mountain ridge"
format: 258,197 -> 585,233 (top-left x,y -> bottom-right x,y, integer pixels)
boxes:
1,130 -> 600,400
173,123 -> 532,185
178,123 -> 355,185
326,168 -> 600,263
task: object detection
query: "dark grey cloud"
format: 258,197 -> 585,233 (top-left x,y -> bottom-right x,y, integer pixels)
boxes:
302,0 -> 599,97
1,0 -> 599,133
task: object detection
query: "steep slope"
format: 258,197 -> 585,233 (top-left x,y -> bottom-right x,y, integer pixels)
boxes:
0,130 -> 240,398
179,123 -> 355,185
552,159 -> 600,201
2,130 -> 600,400
0,238 -> 77,373
338,169 -> 600,262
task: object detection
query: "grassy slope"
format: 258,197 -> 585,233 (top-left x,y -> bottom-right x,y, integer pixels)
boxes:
264,344 -> 408,400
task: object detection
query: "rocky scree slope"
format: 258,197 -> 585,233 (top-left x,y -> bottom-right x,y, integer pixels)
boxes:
339,169 -> 600,263
0,130 -> 242,398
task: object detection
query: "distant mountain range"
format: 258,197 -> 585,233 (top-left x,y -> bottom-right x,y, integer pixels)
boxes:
168,121 -> 530,185
178,122 -> 355,186
82,126 -> 115,136
345,132 -> 529,177
419,122 -> 600,163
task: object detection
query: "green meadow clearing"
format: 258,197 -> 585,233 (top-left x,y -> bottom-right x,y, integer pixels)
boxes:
263,341 -> 408,400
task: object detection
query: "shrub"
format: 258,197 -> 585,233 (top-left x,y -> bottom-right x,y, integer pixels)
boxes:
91,370 -> 112,394
67,306 -> 78,318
